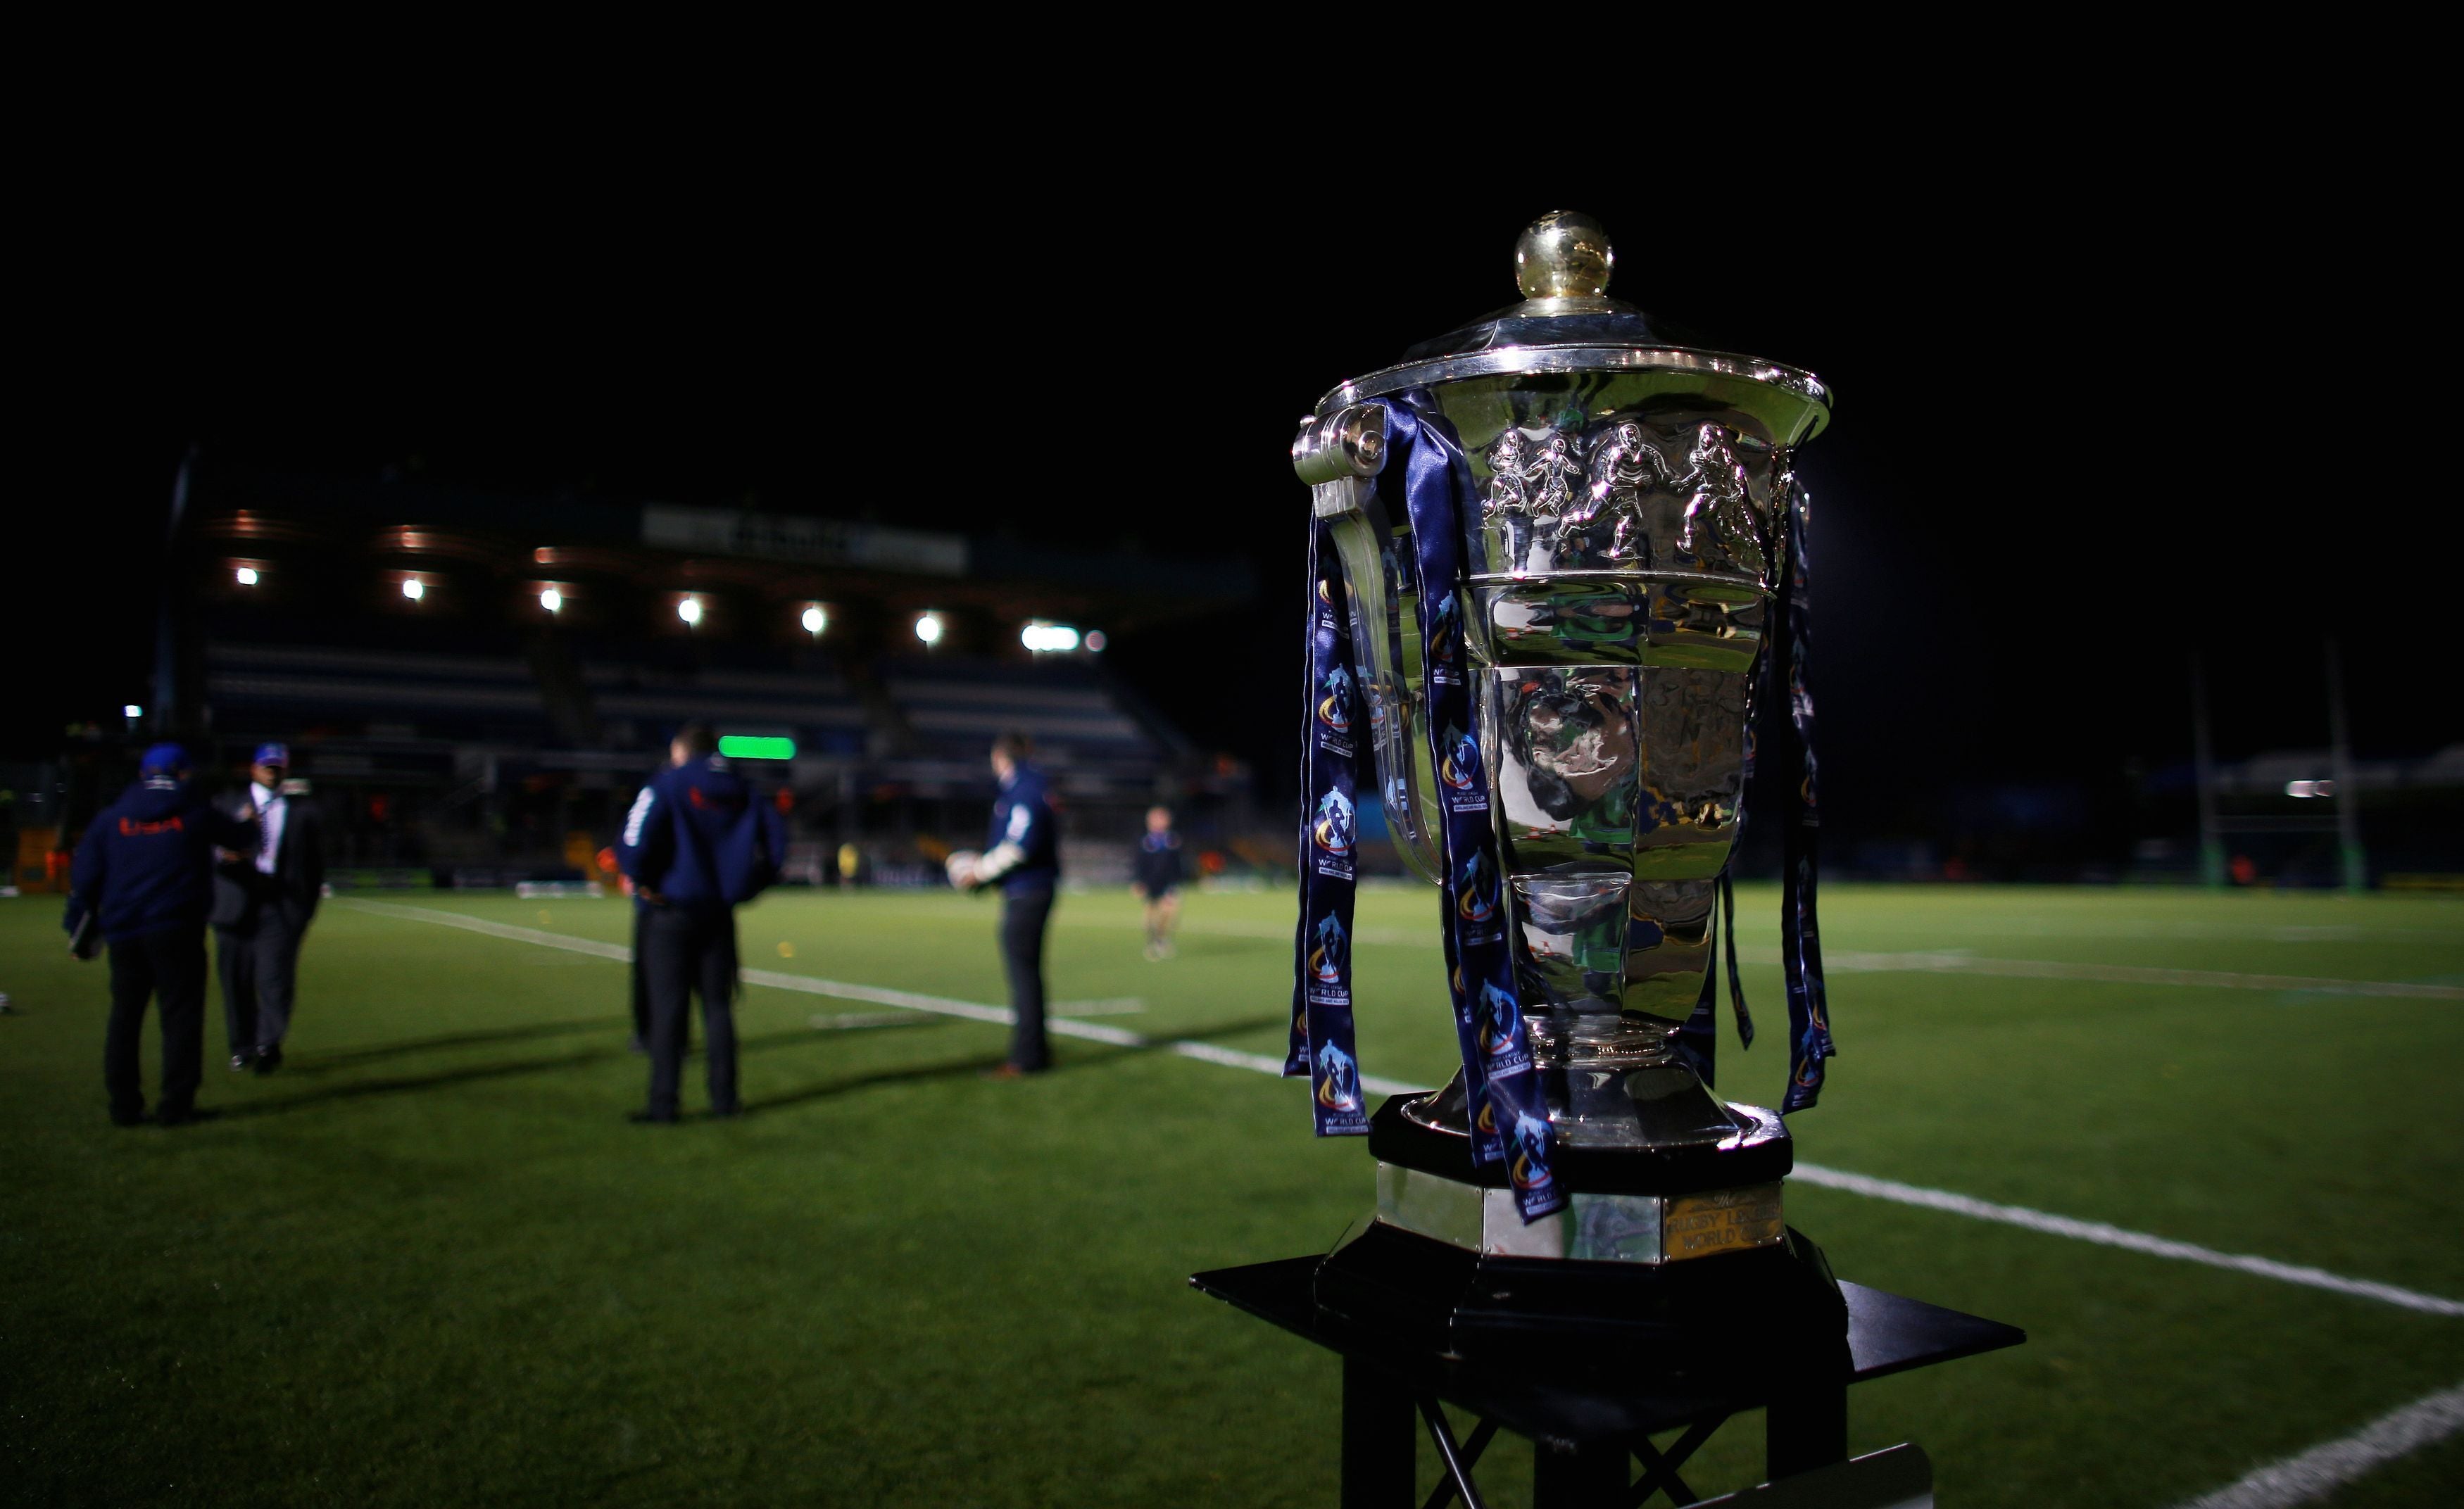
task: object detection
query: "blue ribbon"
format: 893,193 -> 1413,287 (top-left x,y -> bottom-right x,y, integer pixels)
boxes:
1376,396 -> 1564,1222
1776,478 -> 1835,1111
1287,517 -> 1370,1135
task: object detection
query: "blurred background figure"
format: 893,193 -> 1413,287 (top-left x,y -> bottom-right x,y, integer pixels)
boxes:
210,743 -> 325,1075
617,722 -> 786,1123
1132,804 -> 1186,961
953,732 -> 1060,1078
65,744 -> 256,1126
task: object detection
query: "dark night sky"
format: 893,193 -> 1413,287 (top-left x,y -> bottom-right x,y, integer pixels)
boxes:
25,139 -> 2451,859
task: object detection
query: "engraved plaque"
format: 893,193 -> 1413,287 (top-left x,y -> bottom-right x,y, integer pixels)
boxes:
1661,1182 -> 1786,1262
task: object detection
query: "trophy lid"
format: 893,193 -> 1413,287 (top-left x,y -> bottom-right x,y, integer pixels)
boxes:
1315,210 -> 1831,441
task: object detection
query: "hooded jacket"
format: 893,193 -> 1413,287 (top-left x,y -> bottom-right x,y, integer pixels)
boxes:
617,755 -> 786,914
65,776 -> 258,944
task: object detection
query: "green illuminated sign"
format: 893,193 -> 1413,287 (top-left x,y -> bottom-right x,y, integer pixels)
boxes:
718,735 -> 797,760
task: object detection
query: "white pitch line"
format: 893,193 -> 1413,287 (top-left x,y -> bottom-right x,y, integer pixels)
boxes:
1129,917 -> 2464,999
346,898 -> 634,960
339,897 -> 2458,1313
1790,1164 -> 2464,1318
1052,998 -> 1147,1016
339,900 -> 1417,1094
1812,949 -> 2464,1001
2174,1381 -> 2464,1509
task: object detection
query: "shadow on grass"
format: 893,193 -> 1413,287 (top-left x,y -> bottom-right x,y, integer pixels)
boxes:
211,1009 -> 1289,1121
283,1017 -> 619,1073
730,1011 -> 1296,1118
218,1017 -> 934,1118
739,1052 -> 1016,1114
217,1047 -> 627,1118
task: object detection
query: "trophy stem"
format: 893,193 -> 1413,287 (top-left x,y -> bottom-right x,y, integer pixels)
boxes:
1405,1012 -> 1756,1154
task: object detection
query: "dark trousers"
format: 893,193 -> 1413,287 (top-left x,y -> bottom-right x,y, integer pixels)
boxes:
214,923 -> 256,1056
106,928 -> 207,1118
629,904 -> 651,1043
215,908 -> 308,1053
1000,888 -> 1055,1071
639,906 -> 738,1116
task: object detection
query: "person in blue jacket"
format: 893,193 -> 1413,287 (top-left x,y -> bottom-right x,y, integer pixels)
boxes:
63,744 -> 258,1126
616,723 -> 786,1123
955,731 -> 1060,1078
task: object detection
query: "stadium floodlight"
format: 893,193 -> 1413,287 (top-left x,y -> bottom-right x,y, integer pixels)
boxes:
914,612 -> 943,645
539,588 -> 562,614
801,604 -> 826,636
678,597 -> 703,626
1020,621 -> 1081,653
1083,629 -> 1107,652
235,566 -> 259,586
717,735 -> 796,760
401,577 -> 425,601
123,704 -> 142,719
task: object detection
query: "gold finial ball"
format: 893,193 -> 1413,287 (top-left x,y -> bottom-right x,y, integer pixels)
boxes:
1514,210 -> 1613,299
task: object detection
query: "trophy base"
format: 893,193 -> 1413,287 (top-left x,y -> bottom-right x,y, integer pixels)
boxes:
1317,1096 -> 1833,1374
1312,1216 -> 1847,1383
1374,1090 -> 1792,1197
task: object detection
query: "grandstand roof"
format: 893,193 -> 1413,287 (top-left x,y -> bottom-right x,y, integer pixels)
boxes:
189,464 -> 1254,632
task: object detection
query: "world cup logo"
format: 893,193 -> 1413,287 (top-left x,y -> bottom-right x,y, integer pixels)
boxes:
1509,1111 -> 1554,1192
1316,1040 -> 1362,1112
1440,724 -> 1481,792
1317,664 -> 1353,734
1312,789 -> 1355,857
1456,852 -> 1496,925
1308,912 -> 1348,983
1478,980 -> 1523,1056
1427,591 -> 1459,664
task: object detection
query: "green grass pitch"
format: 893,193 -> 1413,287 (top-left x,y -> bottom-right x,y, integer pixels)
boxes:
4,883 -> 2461,1506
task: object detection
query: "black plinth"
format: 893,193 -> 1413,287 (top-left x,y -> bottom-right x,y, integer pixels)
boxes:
1190,1252 -> 2023,1509
1315,1220 -> 1848,1387
1369,1092 -> 1794,1196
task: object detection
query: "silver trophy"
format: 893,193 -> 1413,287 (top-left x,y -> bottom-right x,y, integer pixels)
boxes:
1297,213 -> 1835,1334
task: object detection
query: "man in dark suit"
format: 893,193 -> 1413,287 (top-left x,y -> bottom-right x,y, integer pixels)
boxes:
210,743 -> 325,1074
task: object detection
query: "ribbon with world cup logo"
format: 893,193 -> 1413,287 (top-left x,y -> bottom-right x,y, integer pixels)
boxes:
1286,516 -> 1371,1136
1376,394 -> 1565,1222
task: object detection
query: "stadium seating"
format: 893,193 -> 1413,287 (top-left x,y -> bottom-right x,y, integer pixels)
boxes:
580,649 -> 871,759
202,638 -> 551,743
879,655 -> 1159,768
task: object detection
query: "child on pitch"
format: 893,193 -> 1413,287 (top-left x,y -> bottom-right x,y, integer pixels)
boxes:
1131,805 -> 1186,961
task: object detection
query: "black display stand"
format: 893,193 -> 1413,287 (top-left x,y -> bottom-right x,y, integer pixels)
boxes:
1190,1252 -> 2023,1508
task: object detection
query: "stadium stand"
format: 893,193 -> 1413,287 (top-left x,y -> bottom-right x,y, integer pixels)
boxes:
128,461 -> 1259,885
881,656 -> 1157,762
203,640 -> 551,743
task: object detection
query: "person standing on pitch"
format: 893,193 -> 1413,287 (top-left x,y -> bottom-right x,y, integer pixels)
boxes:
952,731 -> 1060,1078
64,744 -> 258,1126
617,723 -> 784,1123
600,840 -> 667,1059
1131,804 -> 1186,961
210,743 -> 324,1074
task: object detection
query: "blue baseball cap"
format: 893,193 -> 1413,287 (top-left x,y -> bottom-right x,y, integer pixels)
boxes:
139,743 -> 190,775
253,743 -> 289,767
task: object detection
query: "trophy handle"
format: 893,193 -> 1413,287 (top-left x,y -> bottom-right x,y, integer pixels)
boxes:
1298,407 -> 1445,885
